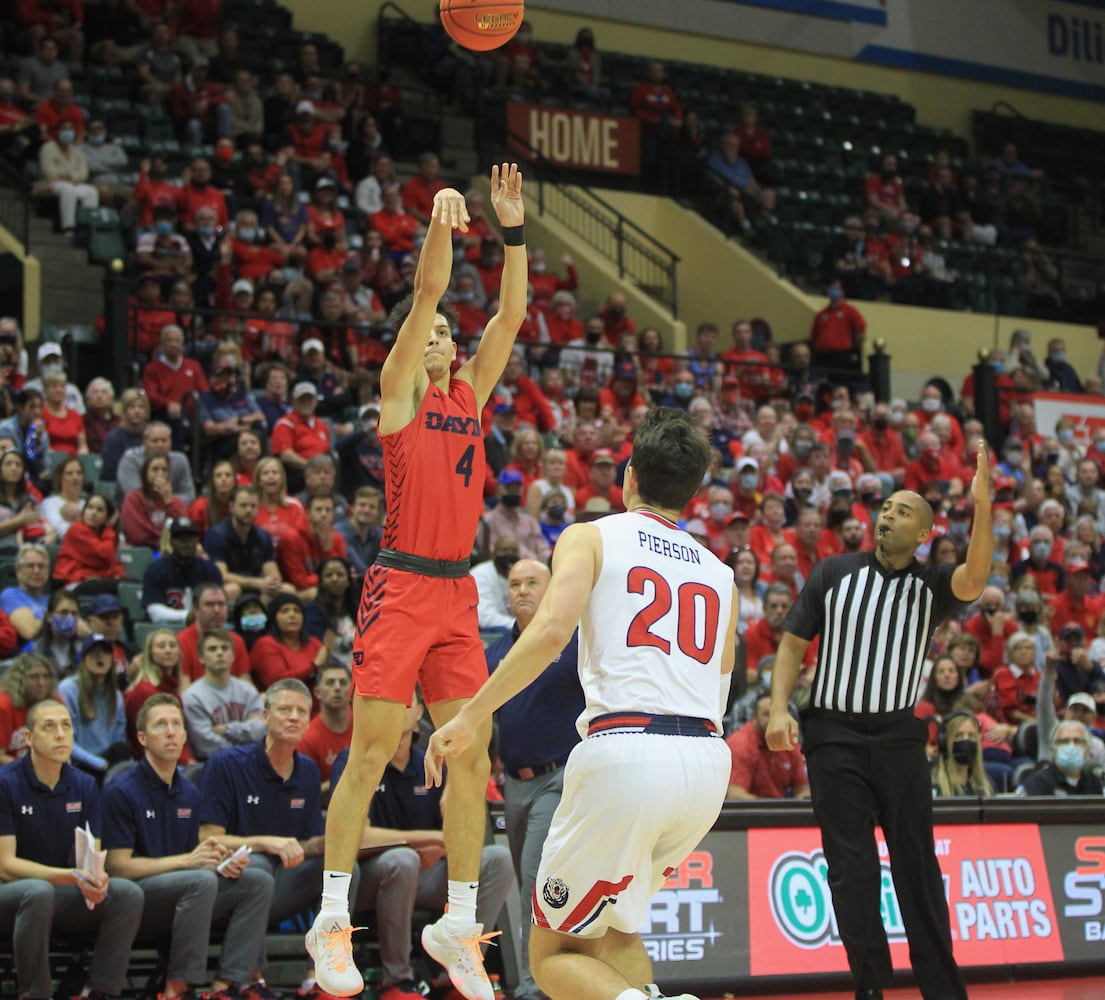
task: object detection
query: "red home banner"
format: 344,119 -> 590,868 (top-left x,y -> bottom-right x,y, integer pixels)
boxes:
747,824 -> 1064,976
506,102 -> 641,175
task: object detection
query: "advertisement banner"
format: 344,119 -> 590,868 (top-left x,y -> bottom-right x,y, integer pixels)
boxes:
722,0 -> 888,26
506,102 -> 641,176
1041,825 -> 1105,958
643,831 -> 750,980
748,824 -> 1062,975
1032,390 -> 1105,453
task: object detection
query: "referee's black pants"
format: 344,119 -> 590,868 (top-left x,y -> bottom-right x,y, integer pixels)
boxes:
803,710 -> 967,1000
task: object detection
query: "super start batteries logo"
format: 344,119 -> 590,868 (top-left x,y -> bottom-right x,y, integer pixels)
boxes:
643,850 -> 726,963
769,848 -> 907,947
1062,835 -> 1105,942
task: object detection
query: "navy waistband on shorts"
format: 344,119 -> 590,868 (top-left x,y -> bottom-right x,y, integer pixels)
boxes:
587,712 -> 718,738
375,548 -> 471,578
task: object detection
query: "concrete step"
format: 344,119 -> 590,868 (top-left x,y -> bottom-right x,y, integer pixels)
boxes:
27,210 -> 112,331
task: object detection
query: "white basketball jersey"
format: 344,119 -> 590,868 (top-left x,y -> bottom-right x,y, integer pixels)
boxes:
577,510 -> 734,736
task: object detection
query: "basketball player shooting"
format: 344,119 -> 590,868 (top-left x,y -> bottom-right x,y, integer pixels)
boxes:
306,163 -> 527,1000
426,407 -> 737,1000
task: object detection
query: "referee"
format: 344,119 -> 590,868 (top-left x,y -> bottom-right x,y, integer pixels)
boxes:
767,443 -> 991,1000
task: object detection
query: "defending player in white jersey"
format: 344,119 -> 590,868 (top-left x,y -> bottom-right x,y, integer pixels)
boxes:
425,407 -> 737,1000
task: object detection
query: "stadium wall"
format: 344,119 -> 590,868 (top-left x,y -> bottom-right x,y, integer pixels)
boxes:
285,1 -> 1104,138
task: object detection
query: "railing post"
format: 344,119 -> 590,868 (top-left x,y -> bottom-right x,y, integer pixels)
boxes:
616,217 -> 625,279
103,260 -> 130,390
868,339 -> 891,403
972,356 -> 1000,450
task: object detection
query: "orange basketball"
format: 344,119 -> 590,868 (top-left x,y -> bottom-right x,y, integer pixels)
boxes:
439,0 -> 524,52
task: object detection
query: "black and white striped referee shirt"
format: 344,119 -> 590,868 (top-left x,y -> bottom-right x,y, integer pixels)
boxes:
783,553 -> 967,715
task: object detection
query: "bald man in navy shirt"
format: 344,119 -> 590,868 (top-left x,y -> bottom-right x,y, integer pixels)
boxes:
103,693 -> 274,1000
483,558 -> 584,1000
0,700 -> 143,1000
199,678 -> 358,992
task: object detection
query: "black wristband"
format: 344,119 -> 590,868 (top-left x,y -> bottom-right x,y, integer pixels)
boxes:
502,224 -> 525,246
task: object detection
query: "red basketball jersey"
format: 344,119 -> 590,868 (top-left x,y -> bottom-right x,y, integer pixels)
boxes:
380,378 -> 486,562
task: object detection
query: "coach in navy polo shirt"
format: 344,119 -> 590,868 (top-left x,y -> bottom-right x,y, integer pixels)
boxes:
0,700 -> 143,1000
330,701 -> 512,999
199,678 -> 355,931
483,558 -> 583,1000
104,693 -> 273,1000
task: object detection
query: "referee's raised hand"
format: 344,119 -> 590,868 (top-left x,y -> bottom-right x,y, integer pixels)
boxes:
970,439 -> 991,505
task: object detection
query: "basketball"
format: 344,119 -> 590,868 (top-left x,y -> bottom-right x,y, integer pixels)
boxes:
439,0 -> 524,52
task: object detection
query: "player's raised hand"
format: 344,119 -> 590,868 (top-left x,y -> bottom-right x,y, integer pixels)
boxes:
424,714 -> 476,788
489,162 -> 524,228
971,440 -> 991,507
432,188 -> 470,232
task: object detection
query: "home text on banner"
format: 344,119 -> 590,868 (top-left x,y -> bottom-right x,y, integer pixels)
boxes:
506,102 -> 642,176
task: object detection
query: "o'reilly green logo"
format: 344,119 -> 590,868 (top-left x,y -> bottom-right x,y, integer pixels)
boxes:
769,850 -> 907,947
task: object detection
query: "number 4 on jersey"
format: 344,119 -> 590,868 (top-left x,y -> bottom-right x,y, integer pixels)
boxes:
455,444 -> 475,487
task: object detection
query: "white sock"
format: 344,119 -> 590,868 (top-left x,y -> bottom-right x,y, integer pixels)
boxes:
320,870 -> 352,917
445,878 -> 479,932
614,990 -> 648,1000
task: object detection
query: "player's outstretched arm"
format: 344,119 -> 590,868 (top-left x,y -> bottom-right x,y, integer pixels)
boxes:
425,520 -> 599,787
379,187 -> 469,407
461,163 -> 527,409
952,440 -> 992,602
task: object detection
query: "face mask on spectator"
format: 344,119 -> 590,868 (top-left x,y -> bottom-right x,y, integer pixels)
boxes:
155,220 -> 173,236
993,524 -> 1011,541
1052,351 -> 1066,364
739,472 -> 758,490
240,613 -> 267,632
710,502 -> 731,522
1030,541 -> 1051,561
673,382 -> 693,399
545,504 -> 565,521
921,397 -> 940,413
58,129 -> 75,144
1005,450 -> 1023,465
872,416 -> 888,431
1018,608 -> 1039,625
1058,429 -> 1074,444
500,494 -> 522,510
494,553 -> 518,573
951,738 -> 977,765
792,440 -> 812,457
197,225 -> 215,239
88,133 -> 105,146
51,613 -> 78,638
237,227 -> 257,242
1055,743 -> 1084,771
